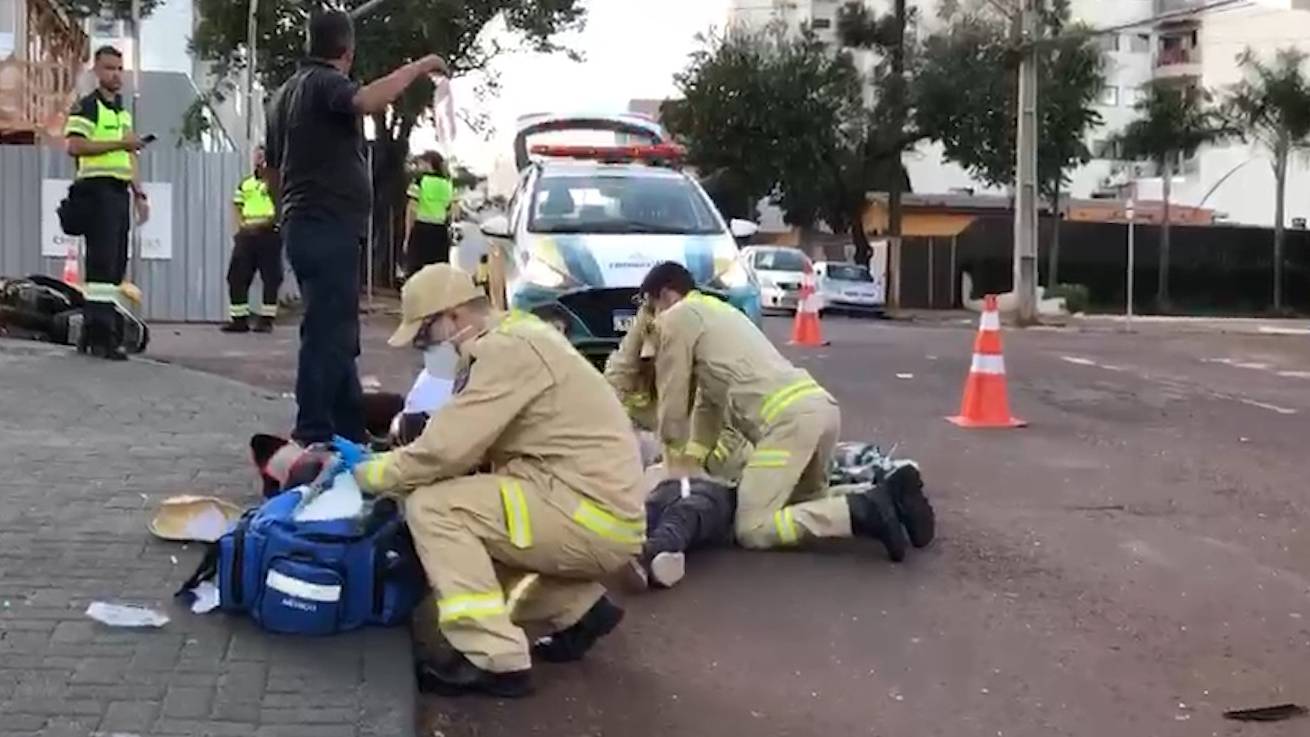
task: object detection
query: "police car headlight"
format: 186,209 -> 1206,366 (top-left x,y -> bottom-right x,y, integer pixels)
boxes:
712,257 -> 753,290
521,253 -> 571,289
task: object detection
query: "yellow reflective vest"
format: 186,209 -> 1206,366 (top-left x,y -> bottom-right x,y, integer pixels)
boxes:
234,175 -> 276,226
64,92 -> 133,182
407,174 -> 454,224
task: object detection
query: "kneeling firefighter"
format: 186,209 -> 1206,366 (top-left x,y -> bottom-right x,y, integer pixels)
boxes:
640,261 -> 935,560
349,264 -> 646,698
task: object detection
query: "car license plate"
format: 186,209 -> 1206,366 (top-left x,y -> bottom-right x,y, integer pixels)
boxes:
613,311 -> 636,333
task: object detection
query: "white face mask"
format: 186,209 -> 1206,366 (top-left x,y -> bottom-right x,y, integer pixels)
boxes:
422,342 -> 459,380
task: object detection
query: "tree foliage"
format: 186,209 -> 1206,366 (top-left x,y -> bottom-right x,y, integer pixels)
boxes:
55,0 -> 163,19
914,1 -> 1106,200
1223,47 -> 1310,310
1116,79 -> 1230,308
662,25 -> 867,232
187,0 -> 584,286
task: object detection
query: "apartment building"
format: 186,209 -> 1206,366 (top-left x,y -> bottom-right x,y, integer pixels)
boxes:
726,0 -> 1310,228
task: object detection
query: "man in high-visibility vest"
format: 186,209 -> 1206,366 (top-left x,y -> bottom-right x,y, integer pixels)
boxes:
348,264 -> 645,698
222,145 -> 283,333
639,261 -> 935,560
63,45 -> 149,361
403,151 -> 457,276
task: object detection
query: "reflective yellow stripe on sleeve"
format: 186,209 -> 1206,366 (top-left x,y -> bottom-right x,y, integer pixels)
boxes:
64,116 -> 95,137
361,454 -> 389,490
747,448 -> 791,469
774,507 -> 800,545
572,499 -> 645,544
683,441 -> 710,462
622,392 -> 651,410
759,379 -> 828,424
437,591 -> 507,623
499,479 -> 533,549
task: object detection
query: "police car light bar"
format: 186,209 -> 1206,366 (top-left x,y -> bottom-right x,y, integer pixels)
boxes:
528,143 -> 687,164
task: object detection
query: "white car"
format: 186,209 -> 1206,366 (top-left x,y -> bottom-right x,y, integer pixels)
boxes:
477,113 -> 762,367
814,261 -> 885,316
741,245 -> 812,313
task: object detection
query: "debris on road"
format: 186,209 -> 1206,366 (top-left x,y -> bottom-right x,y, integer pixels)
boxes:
1222,703 -> 1308,722
86,602 -> 170,628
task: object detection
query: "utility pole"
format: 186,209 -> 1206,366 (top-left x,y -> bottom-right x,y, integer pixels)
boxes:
1012,0 -> 1040,325
887,0 -> 908,310
130,0 -> 142,282
245,0 -> 259,162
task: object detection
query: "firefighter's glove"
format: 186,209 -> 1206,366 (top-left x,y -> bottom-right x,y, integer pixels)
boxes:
331,435 -> 369,473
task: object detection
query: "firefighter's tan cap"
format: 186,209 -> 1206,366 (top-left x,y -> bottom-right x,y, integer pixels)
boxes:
388,264 -> 484,347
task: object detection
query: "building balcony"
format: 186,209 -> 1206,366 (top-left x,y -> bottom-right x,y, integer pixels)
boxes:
1155,41 -> 1201,79
0,58 -> 79,141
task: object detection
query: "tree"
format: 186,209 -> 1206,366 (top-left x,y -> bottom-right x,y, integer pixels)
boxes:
662,25 -> 867,240
914,0 -> 1105,285
1117,80 -> 1228,310
1223,47 -> 1310,312
835,0 -> 917,284
56,0 -> 163,18
189,0 -> 585,286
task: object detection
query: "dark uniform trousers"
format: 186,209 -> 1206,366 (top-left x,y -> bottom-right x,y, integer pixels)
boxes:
82,179 -> 131,348
642,478 -> 738,565
405,221 -> 451,276
284,214 -> 366,445
227,226 -> 283,315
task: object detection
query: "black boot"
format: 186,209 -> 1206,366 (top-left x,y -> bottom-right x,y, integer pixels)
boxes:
221,316 -> 250,333
531,596 -> 624,663
253,316 -> 274,333
415,654 -> 532,698
884,463 -> 935,548
848,487 -> 909,562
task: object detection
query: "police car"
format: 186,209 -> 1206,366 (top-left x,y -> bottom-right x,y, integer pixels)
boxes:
479,114 -> 762,365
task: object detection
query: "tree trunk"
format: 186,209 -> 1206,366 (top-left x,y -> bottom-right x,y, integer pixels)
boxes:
1273,141 -> 1288,312
369,120 -> 412,291
1157,157 -> 1172,311
1049,178 -> 1062,287
852,199 -> 872,266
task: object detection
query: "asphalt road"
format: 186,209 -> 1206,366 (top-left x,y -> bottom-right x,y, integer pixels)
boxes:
149,314 -> 1310,737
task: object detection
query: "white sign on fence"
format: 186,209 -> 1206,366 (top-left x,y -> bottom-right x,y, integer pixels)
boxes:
41,179 -> 173,260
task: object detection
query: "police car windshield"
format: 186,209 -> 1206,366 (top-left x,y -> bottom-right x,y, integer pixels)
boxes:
826,264 -> 873,282
528,173 -> 724,235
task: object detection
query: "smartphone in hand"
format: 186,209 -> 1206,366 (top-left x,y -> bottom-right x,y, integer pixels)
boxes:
140,134 -> 158,145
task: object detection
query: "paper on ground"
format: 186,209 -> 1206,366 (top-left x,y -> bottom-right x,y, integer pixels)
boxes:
86,602 -> 169,628
189,581 -> 220,614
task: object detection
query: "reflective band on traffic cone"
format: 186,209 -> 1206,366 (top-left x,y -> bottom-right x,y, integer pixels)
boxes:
788,261 -> 828,347
62,240 -> 80,286
948,294 -> 1026,428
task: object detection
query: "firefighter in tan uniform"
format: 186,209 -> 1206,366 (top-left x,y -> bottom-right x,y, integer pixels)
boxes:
351,264 -> 645,698
640,262 -> 932,560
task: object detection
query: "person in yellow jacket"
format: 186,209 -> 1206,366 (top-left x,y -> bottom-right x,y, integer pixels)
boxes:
403,151 -> 457,276
63,45 -> 150,360
639,261 -> 933,560
222,145 -> 282,333
350,264 -> 645,698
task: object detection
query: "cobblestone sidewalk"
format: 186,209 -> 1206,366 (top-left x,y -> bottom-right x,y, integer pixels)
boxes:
0,340 -> 415,737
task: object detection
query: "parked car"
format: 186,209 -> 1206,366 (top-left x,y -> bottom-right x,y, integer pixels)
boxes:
814,261 -> 885,316
741,245 -> 811,313
478,113 -> 762,368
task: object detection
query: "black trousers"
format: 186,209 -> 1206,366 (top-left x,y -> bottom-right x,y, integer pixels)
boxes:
285,215 -> 366,445
643,478 -> 738,564
81,179 -> 130,350
226,226 -> 283,317
405,221 -> 451,276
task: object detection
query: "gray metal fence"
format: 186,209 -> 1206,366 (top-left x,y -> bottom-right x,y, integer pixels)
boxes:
0,145 -> 245,322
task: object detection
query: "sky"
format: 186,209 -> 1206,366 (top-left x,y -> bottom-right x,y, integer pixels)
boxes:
411,0 -> 732,175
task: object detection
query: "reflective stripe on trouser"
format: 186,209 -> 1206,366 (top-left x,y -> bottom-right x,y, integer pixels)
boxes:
734,394 -> 849,549
404,473 -> 640,673
229,304 -> 251,318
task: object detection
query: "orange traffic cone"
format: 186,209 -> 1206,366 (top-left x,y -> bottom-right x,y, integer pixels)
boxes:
61,240 -> 80,286
789,262 -> 828,347
948,294 -> 1026,428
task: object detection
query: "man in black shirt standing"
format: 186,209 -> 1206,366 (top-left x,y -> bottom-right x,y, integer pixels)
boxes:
264,10 -> 447,444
